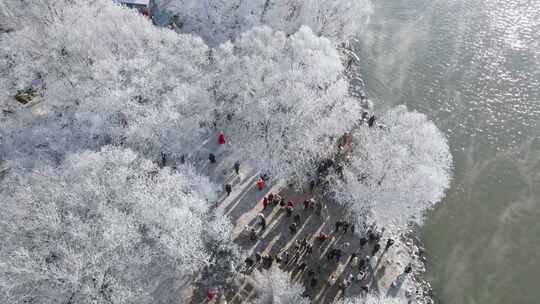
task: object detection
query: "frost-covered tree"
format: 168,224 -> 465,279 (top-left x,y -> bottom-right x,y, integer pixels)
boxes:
212,26 -> 363,184
251,265 -> 309,304
330,106 -> 452,233
195,208 -> 246,294
0,0 -> 213,168
0,147 -> 223,303
0,0 -> 66,31
154,0 -> 373,45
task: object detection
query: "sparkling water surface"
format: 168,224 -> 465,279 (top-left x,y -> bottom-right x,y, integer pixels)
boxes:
356,0 -> 540,303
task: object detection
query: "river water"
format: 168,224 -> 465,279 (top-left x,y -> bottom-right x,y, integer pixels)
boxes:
355,0 -> 540,303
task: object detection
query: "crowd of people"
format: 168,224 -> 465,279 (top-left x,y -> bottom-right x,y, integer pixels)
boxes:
240,188 -> 411,301
207,131 -> 412,303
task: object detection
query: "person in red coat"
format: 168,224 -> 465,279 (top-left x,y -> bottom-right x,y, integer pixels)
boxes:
255,178 -> 265,190
218,132 -> 226,145
207,290 -> 217,301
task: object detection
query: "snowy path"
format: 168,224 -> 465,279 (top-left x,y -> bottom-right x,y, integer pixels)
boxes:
190,137 -> 424,304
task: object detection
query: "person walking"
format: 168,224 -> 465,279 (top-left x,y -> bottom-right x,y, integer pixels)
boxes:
327,250 -> 335,261
351,256 -> 359,267
225,184 -> 232,196
273,194 -> 281,205
300,238 -> 308,250
368,230 -> 379,242
245,256 -> 254,268
207,290 -> 217,302
372,243 -> 381,255
358,257 -> 368,270
255,178 -> 265,191
335,249 -> 342,262
338,279 -> 348,294
249,228 -> 257,241
335,221 -> 342,233
282,252 -> 290,265
360,285 -> 369,294
404,264 -> 413,274
385,238 -> 395,250
342,222 -> 349,233
360,237 -> 367,247
369,255 -> 378,269
233,161 -> 240,174
257,213 -> 266,230
315,200 -> 323,216
340,242 -> 351,251
294,213 -> 301,224
309,179 -> 316,192
368,115 -> 376,128
286,205 -> 293,217
310,277 -> 317,288
316,232 -> 328,242
217,132 -> 226,145
293,242 -> 301,257
286,201 -> 294,217
160,152 -> 167,167
328,274 -> 338,286
289,222 -> 297,234
209,153 -> 216,163
306,243 -> 313,255
262,197 -> 268,209
262,255 -> 273,268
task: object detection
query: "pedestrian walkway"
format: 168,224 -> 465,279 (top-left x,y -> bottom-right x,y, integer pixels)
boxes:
186,135 -> 428,303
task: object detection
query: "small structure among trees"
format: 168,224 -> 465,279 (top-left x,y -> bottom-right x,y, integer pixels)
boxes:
114,0 -> 152,16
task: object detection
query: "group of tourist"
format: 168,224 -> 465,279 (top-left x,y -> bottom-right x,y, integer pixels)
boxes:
240,187 -> 410,300
208,131 -> 412,302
